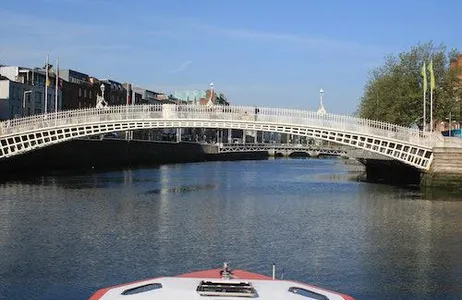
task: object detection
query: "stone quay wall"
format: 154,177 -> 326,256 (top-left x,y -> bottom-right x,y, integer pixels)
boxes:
0,139 -> 265,179
421,146 -> 462,190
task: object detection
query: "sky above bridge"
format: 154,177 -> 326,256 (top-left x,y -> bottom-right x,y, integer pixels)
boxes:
0,0 -> 460,114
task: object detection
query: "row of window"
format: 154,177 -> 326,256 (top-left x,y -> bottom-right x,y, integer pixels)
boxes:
78,88 -> 93,99
9,93 -> 61,117
70,77 -> 88,85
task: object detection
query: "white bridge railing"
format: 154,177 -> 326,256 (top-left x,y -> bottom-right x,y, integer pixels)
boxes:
0,104 -> 437,147
0,104 -> 451,169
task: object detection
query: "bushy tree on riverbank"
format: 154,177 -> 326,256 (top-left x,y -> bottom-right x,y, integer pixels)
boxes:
357,42 -> 462,128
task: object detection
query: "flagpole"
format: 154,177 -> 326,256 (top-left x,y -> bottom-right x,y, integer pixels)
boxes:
55,58 -> 59,114
45,54 -> 49,115
423,90 -> 426,132
421,61 -> 427,132
429,59 -> 435,132
430,90 -> 433,131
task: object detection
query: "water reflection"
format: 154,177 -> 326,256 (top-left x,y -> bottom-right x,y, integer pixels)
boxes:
145,184 -> 216,195
353,185 -> 462,298
0,159 -> 461,300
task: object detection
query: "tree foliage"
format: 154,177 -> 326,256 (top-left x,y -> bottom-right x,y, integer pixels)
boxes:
357,42 -> 462,128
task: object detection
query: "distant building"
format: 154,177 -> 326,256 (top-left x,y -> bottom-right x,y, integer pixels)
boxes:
134,87 -> 175,104
59,69 -> 99,109
439,54 -> 462,131
121,83 -> 145,105
0,65 -> 62,119
173,90 -> 205,104
200,88 -> 230,106
173,86 -> 230,106
100,79 -> 126,106
0,77 -> 32,119
133,90 -> 143,105
450,54 -> 462,82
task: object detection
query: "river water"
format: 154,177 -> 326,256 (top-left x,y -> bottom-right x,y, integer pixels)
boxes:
0,158 -> 461,300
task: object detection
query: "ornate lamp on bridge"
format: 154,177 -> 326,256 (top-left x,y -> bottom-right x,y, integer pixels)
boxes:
206,82 -> 215,107
101,83 -> 105,99
96,83 -> 108,108
317,88 -> 326,116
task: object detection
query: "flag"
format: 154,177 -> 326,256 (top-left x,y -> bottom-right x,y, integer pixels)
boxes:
55,59 -> 59,113
45,54 -> 49,115
421,62 -> 427,92
56,60 -> 60,89
429,59 -> 435,92
46,62 -> 51,87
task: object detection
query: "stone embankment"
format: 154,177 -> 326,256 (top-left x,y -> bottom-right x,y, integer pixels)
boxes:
0,139 -> 265,178
422,146 -> 462,190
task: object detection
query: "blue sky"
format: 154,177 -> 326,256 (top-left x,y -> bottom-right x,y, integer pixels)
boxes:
0,0 -> 460,114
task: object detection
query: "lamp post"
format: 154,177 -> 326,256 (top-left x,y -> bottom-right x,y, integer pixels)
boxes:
444,112 -> 453,136
208,82 -> 215,105
23,90 -> 32,117
317,88 -> 326,116
320,88 -> 324,107
100,83 -> 105,99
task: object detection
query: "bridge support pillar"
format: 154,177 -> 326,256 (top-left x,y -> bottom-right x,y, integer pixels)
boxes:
176,128 -> 182,142
228,129 -> 232,144
421,147 -> 462,190
307,151 -> 319,158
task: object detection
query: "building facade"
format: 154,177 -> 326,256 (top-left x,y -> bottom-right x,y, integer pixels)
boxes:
100,79 -> 127,106
59,69 -> 100,109
450,54 -> 462,81
0,66 -> 62,119
134,87 -> 172,104
173,87 -> 230,106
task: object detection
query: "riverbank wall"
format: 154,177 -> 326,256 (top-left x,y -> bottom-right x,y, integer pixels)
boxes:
421,147 -> 462,191
0,139 -> 267,179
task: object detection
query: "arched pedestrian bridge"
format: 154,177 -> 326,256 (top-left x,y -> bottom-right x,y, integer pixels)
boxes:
0,104 -> 451,170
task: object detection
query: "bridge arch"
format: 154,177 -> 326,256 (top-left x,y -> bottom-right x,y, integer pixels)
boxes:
0,104 -> 439,170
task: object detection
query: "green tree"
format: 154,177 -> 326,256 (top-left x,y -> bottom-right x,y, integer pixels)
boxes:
357,42 -> 462,128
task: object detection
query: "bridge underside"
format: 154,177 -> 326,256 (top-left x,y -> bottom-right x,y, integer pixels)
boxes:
356,157 -> 422,184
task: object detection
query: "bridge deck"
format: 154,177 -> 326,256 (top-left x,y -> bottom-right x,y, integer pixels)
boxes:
0,104 -> 452,170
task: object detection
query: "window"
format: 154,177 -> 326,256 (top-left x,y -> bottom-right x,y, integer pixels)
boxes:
122,283 -> 162,295
89,90 -> 92,98
288,287 -> 329,300
84,89 -> 87,98
27,94 -> 31,103
78,87 -> 82,97
35,91 -> 42,105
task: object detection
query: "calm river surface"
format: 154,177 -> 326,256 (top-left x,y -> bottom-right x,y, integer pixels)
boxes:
0,158 -> 461,300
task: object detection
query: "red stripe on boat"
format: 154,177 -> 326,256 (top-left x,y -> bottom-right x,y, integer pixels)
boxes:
88,288 -> 110,300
